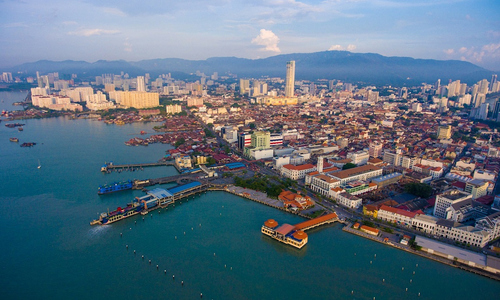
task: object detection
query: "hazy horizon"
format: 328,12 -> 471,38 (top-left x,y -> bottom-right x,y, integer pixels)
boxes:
1,0 -> 499,70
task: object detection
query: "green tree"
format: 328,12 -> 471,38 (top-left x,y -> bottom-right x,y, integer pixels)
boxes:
174,137 -> 186,147
342,163 -> 357,170
404,182 -> 433,198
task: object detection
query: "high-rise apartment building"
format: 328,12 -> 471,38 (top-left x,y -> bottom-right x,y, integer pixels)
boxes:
285,61 -> 295,97
137,76 -> 146,92
251,131 -> 271,150
239,79 -> 250,95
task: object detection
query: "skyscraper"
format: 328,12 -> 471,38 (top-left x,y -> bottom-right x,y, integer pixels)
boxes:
285,61 -> 295,97
136,76 -> 146,92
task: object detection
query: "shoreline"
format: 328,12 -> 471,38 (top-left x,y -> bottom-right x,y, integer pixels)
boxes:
342,224 -> 500,282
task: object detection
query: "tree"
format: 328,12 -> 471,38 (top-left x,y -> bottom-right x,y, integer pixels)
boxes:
342,163 -> 357,170
249,123 -> 256,129
404,182 -> 433,198
174,137 -> 186,147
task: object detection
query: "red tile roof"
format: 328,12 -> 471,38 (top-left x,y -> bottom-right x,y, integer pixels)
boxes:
379,205 -> 417,218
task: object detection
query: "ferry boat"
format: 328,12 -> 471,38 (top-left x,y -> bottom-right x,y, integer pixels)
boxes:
98,180 -> 133,195
91,201 -> 144,225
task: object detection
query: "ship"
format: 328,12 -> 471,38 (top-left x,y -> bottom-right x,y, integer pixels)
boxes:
98,180 -> 133,195
5,123 -> 25,128
90,200 -> 144,225
91,188 -> 170,225
9,137 -> 19,142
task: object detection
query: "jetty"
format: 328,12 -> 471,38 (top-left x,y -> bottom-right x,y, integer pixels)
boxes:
91,181 -> 209,225
261,213 -> 339,249
101,161 -> 179,172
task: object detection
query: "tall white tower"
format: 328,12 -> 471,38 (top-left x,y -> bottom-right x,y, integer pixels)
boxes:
317,156 -> 324,173
285,61 -> 295,97
137,76 -> 146,92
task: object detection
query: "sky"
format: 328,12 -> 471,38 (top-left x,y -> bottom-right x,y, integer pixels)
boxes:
1,0 -> 499,70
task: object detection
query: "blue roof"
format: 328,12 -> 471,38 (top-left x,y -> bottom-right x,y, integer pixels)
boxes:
168,181 -> 202,194
371,172 -> 402,183
225,162 -> 246,169
148,188 -> 173,199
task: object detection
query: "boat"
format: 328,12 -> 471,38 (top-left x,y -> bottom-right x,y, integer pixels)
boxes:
18,127 -> 23,131
5,123 -> 25,128
37,159 -> 41,169
98,180 -> 133,195
20,142 -> 36,147
91,201 -> 144,225
9,137 -> 19,142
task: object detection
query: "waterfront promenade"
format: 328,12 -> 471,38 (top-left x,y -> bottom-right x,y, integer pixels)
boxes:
343,225 -> 500,281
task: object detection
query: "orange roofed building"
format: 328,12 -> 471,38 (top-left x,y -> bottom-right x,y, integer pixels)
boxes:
278,191 -> 314,210
281,163 -> 316,180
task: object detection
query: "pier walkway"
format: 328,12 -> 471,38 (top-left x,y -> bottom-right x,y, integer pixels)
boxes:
294,213 -> 339,231
101,161 -> 177,172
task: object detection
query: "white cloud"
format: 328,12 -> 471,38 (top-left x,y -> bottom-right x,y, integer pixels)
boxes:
68,29 -> 120,37
251,29 -> 281,52
124,38 -> 132,52
443,48 -> 454,55
329,45 -> 343,50
102,7 -> 127,17
328,44 -> 356,51
346,44 -> 357,51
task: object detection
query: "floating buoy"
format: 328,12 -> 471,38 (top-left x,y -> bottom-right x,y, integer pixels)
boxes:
200,293 -> 203,298
402,267 -> 404,270
126,245 -> 128,249
224,265 -> 226,268
134,250 -> 136,254
354,253 -> 356,256
192,227 -> 193,230
181,281 -> 184,286
142,255 -> 144,260
149,260 -> 151,264
416,264 -> 418,267
120,233 -> 123,237
413,271 -> 415,275
129,228 -> 132,230
370,261 -> 372,264
214,253 -> 216,256
199,224 -> 201,227
143,217 -> 145,221
164,270 -> 166,274
175,236 -> 177,239
410,279 -> 412,283
184,232 -> 186,235
406,288 -> 408,292
135,221 -> 137,224
418,292 -> 421,297
220,213 -> 221,216
156,265 -> 159,270
173,275 -> 175,280
382,279 -> 385,282
230,267 -> 232,270
374,254 -> 376,257
351,291 -> 354,295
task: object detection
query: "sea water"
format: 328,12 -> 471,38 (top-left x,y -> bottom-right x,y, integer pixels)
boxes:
0,103 -> 498,299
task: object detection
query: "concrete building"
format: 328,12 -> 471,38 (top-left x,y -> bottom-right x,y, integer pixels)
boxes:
465,179 -> 489,200
136,76 -> 146,92
112,91 -> 159,109
250,131 -> 270,150
166,104 -> 182,114
433,189 -> 473,219
368,142 -> 383,158
346,150 -> 369,165
328,165 -> 383,185
377,205 -> 417,226
281,164 -> 316,180
285,61 -> 295,97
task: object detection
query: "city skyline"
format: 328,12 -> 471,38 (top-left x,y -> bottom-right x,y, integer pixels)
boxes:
1,0 -> 500,71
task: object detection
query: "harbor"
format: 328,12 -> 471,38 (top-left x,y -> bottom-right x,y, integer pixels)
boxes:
100,161 -> 179,173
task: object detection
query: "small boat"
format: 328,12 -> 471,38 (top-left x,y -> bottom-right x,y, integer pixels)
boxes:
37,159 -> 41,169
9,137 -> 19,142
18,127 -> 23,131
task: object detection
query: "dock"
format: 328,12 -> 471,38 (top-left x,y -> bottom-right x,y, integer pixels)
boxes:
261,213 -> 339,249
91,181 -> 209,225
101,161 -> 179,172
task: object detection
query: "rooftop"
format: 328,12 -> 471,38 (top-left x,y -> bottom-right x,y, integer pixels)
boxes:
331,165 -> 381,179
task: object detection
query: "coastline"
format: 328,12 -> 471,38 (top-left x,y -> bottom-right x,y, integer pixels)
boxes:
342,224 -> 500,282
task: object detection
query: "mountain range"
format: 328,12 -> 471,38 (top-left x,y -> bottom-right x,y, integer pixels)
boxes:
10,51 -> 495,86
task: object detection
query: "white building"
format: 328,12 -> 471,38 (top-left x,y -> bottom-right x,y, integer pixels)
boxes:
346,150 -> 369,165
433,189 -> 473,219
281,163 -> 316,180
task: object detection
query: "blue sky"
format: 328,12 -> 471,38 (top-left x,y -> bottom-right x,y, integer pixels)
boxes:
1,0 -> 499,70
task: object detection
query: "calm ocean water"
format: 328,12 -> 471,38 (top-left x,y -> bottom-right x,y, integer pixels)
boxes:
0,93 -> 498,299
